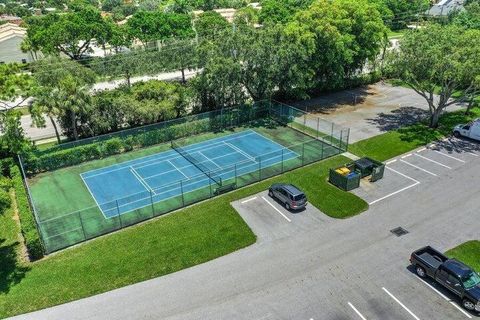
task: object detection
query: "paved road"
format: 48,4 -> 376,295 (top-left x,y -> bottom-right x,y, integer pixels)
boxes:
11,138 -> 480,320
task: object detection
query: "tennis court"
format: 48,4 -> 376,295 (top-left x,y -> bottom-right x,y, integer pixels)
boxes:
81,130 -> 298,218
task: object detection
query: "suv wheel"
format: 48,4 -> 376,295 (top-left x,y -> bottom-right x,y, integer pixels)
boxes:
453,131 -> 461,138
416,266 -> 426,278
463,299 -> 475,311
285,203 -> 290,210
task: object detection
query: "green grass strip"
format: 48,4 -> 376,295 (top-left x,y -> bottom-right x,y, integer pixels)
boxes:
446,241 -> 480,272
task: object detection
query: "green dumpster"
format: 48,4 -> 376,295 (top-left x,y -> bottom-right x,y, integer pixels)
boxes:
329,163 -> 361,191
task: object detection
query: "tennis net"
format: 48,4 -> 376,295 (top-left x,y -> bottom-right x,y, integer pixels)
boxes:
171,141 -> 223,186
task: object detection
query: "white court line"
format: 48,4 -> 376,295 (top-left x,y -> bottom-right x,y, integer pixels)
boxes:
261,196 -> 291,222
80,174 -> 108,219
369,167 -> 420,205
198,151 -> 221,169
348,302 -> 367,320
400,160 -> 438,176
224,141 -> 257,162
167,160 -> 188,179
241,197 -> 257,204
414,153 -> 452,169
130,166 -> 154,193
382,287 -> 421,320
433,150 -> 466,163
415,277 -> 472,319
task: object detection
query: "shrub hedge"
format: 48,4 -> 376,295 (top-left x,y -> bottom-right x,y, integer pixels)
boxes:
9,163 -> 44,260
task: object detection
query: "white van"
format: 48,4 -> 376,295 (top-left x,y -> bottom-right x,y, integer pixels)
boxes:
453,118 -> 480,141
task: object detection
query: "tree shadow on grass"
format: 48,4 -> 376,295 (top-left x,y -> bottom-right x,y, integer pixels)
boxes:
0,238 -> 30,294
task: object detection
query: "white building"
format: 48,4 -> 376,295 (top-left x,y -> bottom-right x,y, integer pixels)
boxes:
0,23 -> 34,64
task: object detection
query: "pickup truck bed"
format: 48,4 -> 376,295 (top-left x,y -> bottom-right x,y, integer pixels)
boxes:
417,252 -> 444,269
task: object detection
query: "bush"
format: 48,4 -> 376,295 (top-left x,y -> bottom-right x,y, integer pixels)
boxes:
102,138 -> 123,156
10,164 -> 43,259
0,188 -> 11,213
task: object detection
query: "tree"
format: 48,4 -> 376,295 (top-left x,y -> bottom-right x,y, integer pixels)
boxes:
24,6 -> 112,60
161,39 -> 198,83
0,63 -> 33,110
31,58 -> 96,140
127,11 -> 194,46
233,6 -> 259,27
389,24 -> 480,127
194,11 -> 230,39
258,0 -> 312,25
0,110 -> 30,155
101,0 -> 122,12
294,0 -> 387,90
381,0 -> 430,30
452,2 -> 480,30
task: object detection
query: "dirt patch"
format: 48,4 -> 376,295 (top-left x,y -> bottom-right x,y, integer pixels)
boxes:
10,189 -> 32,263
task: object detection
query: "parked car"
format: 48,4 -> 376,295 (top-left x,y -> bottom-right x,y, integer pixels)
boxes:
268,183 -> 307,210
453,118 -> 480,141
410,246 -> 480,313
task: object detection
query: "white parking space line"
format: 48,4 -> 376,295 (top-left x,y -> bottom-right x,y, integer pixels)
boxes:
401,154 -> 412,159
261,196 -> 291,222
369,167 -> 420,205
417,147 -> 427,152
432,150 -> 466,163
386,159 -> 397,165
348,302 -> 367,320
414,153 -> 452,169
385,166 -> 420,183
450,302 -> 473,318
382,287 -> 421,320
241,197 -> 257,204
467,151 -> 479,157
415,277 -> 472,319
400,160 -> 438,176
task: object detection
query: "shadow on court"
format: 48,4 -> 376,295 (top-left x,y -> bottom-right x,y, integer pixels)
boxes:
0,238 -> 30,294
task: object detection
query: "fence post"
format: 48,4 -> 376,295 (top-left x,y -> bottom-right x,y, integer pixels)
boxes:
339,129 -> 343,150
180,180 -> 185,206
345,128 -> 350,152
209,177 -> 212,197
330,123 -> 334,145
281,149 -> 284,173
116,200 -> 123,229
316,118 -> 320,139
150,191 -> 155,217
258,158 -> 262,181
234,164 -> 238,186
302,143 -> 305,166
321,142 -> 324,160
78,211 -> 86,240
304,113 -> 307,126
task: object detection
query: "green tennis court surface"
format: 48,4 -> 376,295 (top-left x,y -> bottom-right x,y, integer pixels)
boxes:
82,130 -> 298,218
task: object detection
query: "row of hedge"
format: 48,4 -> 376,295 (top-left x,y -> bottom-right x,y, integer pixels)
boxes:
24,107 -> 269,174
9,161 -> 44,260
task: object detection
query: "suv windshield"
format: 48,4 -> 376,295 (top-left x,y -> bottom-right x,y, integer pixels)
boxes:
462,271 -> 480,289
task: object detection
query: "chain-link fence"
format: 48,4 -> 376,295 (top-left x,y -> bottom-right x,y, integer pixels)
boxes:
21,100 -> 349,254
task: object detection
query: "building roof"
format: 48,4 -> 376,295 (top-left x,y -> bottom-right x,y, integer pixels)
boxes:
427,0 -> 465,16
0,23 -> 26,43
0,14 -> 22,25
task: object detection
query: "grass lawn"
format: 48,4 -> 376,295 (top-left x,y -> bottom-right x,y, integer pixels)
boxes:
446,241 -> 480,272
0,155 -> 367,318
387,29 -> 407,39
349,108 -> 480,162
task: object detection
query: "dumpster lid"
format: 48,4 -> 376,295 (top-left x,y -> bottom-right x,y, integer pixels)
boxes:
354,158 -> 374,170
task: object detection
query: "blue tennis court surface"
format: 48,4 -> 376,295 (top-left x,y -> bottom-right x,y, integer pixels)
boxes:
81,130 -> 299,218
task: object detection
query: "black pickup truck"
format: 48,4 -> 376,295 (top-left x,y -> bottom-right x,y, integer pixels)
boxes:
410,246 -> 480,313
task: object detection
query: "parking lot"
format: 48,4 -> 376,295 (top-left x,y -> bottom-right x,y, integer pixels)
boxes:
353,137 -> 480,205
231,191 -> 334,244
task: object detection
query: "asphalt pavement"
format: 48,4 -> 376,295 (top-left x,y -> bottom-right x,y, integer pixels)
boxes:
10,137 -> 480,320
